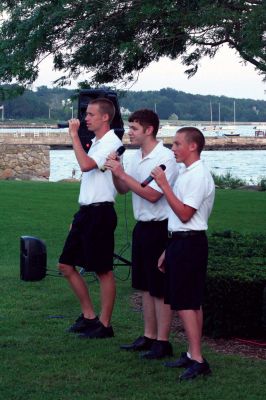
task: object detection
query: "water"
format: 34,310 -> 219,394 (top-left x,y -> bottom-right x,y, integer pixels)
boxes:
0,123 -> 263,137
50,149 -> 266,184
2,124 -> 264,182
158,124 -> 263,137
0,127 -> 68,134
201,150 -> 266,183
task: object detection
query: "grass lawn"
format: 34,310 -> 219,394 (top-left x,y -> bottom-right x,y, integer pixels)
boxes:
0,181 -> 265,400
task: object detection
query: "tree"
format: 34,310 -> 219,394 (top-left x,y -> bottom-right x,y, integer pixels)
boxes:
0,1 -> 265,89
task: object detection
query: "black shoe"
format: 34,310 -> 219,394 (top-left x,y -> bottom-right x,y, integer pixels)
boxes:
66,314 -> 99,333
164,352 -> 192,368
179,359 -> 212,381
120,336 -> 155,351
78,321 -> 114,339
140,340 -> 173,360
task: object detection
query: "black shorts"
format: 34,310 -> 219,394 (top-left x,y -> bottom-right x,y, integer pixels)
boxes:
131,220 -> 168,298
165,233 -> 208,310
59,203 -> 117,273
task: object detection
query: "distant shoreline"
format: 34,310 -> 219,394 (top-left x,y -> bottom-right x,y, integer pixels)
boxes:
0,121 -> 266,129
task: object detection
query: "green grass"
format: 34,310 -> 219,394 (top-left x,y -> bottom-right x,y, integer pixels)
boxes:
0,181 -> 266,400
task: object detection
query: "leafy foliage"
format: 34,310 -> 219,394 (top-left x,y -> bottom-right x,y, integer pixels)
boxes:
204,231 -> 266,338
0,1 -> 265,88
259,178 -> 266,191
120,88 -> 266,120
0,85 -> 77,120
211,172 -> 246,189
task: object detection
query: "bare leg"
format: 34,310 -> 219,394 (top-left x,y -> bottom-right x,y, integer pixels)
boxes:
196,307 -> 203,335
178,309 -> 203,362
97,270 -> 116,327
142,291 -> 157,339
58,263 -> 96,319
187,307 -> 203,356
154,297 -> 173,341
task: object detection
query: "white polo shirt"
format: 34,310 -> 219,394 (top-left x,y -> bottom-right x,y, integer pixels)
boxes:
78,130 -> 123,205
168,160 -> 215,232
126,141 -> 178,221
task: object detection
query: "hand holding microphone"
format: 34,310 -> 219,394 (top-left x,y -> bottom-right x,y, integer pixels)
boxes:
141,164 -> 166,187
101,145 -> 125,172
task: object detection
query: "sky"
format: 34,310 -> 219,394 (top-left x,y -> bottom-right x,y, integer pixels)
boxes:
33,45 -> 266,101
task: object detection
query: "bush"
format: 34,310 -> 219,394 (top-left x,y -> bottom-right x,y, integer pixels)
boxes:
259,178 -> 266,191
204,231 -> 266,338
211,172 -> 246,188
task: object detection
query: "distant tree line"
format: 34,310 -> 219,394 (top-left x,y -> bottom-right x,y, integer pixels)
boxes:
0,85 -> 265,122
119,88 -> 266,122
0,85 -> 77,121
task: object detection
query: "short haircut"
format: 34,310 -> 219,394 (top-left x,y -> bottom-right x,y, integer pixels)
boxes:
128,109 -> 159,137
177,127 -> 205,154
89,98 -> 115,123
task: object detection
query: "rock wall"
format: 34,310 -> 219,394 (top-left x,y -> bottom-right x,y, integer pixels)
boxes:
0,144 -> 50,180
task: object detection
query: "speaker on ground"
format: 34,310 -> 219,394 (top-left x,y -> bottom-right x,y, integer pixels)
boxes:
20,236 -> 47,281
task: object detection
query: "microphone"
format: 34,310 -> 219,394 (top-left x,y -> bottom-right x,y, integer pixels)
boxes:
57,121 -> 69,128
101,145 -> 126,172
141,164 -> 166,187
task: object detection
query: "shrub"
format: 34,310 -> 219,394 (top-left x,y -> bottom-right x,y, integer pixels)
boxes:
212,172 -> 246,188
204,231 -> 266,338
259,177 -> 266,191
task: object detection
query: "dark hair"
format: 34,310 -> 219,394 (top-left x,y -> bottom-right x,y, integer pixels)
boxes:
177,127 -> 205,154
128,109 -> 159,137
89,98 -> 115,123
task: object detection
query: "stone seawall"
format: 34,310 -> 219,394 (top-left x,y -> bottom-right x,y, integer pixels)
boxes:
123,135 -> 266,150
0,133 -> 265,181
0,144 -> 50,180
0,132 -> 266,150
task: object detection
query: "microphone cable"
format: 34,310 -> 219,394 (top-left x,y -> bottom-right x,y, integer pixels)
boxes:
113,192 -> 132,281
113,152 -> 132,281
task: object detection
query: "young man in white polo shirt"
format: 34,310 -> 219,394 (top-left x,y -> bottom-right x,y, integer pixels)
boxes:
105,109 -> 178,359
58,98 -> 123,339
151,127 -> 215,380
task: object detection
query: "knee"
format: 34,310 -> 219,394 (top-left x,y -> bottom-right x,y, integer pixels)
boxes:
58,263 -> 73,278
97,270 -> 114,280
97,270 -> 116,285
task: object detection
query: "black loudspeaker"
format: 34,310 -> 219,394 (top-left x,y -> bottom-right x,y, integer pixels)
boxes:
77,88 -> 125,152
20,236 -> 47,281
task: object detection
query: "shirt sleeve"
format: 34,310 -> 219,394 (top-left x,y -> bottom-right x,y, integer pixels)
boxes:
90,137 -> 121,169
182,172 -> 207,210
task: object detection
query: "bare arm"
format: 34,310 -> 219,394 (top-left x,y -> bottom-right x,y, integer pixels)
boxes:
151,166 -> 196,222
158,250 -> 166,273
69,119 -> 97,172
105,158 -> 162,202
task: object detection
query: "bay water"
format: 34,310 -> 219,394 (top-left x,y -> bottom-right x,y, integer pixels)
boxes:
50,148 -> 266,184
48,123 -> 266,184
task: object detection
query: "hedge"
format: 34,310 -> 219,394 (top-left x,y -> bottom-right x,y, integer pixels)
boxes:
203,231 -> 266,338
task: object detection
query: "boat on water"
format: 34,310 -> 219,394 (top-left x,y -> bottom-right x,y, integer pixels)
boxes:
223,132 -> 240,137
223,101 -> 240,137
160,124 -> 178,130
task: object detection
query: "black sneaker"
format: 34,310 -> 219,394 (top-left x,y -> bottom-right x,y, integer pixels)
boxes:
140,340 -> 173,360
179,359 -> 212,381
120,336 -> 155,351
78,321 -> 114,339
66,314 -> 99,333
164,352 -> 192,368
